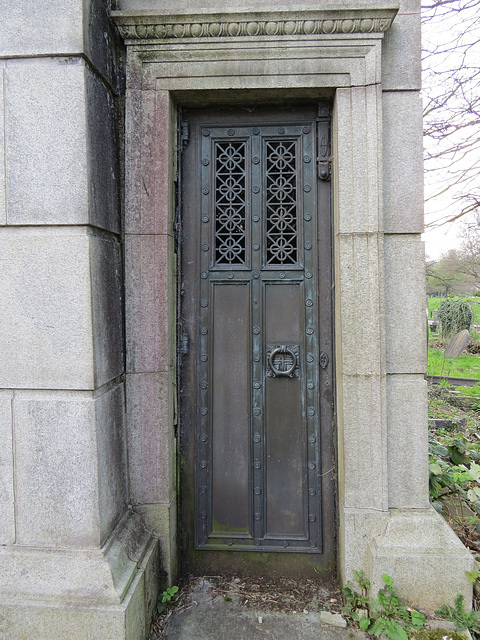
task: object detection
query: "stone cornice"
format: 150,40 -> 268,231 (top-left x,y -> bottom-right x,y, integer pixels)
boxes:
112,8 -> 399,43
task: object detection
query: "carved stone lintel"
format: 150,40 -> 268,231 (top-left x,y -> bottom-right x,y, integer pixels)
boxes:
113,13 -> 397,43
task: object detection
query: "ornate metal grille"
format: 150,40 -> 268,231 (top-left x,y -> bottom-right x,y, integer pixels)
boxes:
214,141 -> 247,266
265,140 -> 298,266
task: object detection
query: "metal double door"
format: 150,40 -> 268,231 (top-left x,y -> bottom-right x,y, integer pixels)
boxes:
179,106 -> 334,567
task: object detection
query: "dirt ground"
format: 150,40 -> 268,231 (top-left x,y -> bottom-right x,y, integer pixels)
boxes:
149,575 -> 344,639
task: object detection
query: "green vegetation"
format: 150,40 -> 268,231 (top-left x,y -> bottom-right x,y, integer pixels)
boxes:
438,299 -> 473,339
342,571 -> 425,640
452,383 -> 480,398
409,630 -> 466,640
428,296 -> 480,379
436,594 -> 480,636
342,565 -> 480,640
429,436 -> 480,512
428,383 -> 480,624
428,296 -> 480,325
156,585 -> 179,613
428,348 -> 480,379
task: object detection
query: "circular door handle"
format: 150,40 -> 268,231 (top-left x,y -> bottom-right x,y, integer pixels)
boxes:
268,346 -> 297,377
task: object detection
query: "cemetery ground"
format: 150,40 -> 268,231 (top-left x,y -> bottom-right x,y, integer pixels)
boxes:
147,318 -> 480,640
428,298 -> 480,620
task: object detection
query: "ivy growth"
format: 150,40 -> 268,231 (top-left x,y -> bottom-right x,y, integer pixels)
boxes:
438,298 -> 473,340
429,434 -> 480,532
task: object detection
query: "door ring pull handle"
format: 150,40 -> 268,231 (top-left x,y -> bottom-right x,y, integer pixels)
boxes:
268,346 -> 297,377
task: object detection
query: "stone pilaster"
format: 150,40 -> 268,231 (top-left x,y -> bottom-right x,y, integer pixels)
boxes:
0,2 -> 160,638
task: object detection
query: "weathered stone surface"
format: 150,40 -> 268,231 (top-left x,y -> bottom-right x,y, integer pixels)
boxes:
334,86 -> 383,235
0,231 -> 94,389
125,90 -> 173,235
125,90 -> 149,234
0,602 -> 127,640
90,235 -> 124,387
319,611 -> 348,628
118,0 -> 398,12
0,1 -> 83,58
124,570 -> 147,640
396,0 -> 421,10
84,0 -> 122,91
0,1 -> 118,89
384,234 -> 426,373
126,372 -> 175,505
382,11 -> 422,90
141,37 -> 381,91
0,63 -> 5,226
13,385 -> 127,548
368,509 -> 474,614
135,502 -> 177,582
5,58 -> 89,226
444,329 -> 470,358
0,231 -> 122,390
0,391 -> 14,545
141,537 -> 163,624
160,577 -> 367,640
0,513 -> 159,640
5,59 -> 119,232
335,233 -> 385,376
94,384 -> 128,545
125,234 -> 173,374
387,375 -> 430,508
383,91 -> 424,233
150,47 -> 378,94
86,67 -> 121,234
14,392 -> 99,547
337,374 -> 388,510
339,508 -> 390,585
428,416 -> 467,431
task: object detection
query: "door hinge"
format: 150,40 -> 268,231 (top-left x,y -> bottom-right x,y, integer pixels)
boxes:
317,160 -> 331,181
317,104 -> 331,181
179,333 -> 189,356
180,121 -> 190,149
174,220 -> 182,251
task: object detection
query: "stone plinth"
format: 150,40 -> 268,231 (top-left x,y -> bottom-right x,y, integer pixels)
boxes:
0,513 -> 160,640
368,509 -> 473,613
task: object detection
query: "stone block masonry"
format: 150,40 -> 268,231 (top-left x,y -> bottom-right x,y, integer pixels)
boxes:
0,1 -> 160,639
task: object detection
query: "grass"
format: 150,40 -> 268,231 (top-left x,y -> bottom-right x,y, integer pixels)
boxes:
427,296 -> 480,379
452,382 -> 480,397
428,347 -> 480,379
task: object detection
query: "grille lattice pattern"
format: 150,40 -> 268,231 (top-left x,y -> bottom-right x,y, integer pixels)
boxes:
214,141 -> 247,266
265,140 -> 298,266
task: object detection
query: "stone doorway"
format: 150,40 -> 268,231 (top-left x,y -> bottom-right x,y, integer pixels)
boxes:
178,105 -> 335,576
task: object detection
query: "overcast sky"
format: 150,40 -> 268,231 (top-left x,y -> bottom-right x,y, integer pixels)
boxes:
420,1 -> 479,262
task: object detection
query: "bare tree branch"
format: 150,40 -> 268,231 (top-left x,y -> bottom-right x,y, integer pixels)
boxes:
422,0 -> 480,229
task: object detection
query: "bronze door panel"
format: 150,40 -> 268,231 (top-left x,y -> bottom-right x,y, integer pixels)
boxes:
179,106 -> 335,571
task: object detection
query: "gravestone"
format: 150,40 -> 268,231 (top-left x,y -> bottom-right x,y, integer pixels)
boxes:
444,329 -> 470,358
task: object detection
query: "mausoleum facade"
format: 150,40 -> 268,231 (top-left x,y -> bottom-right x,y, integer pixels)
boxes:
0,1 -> 474,638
